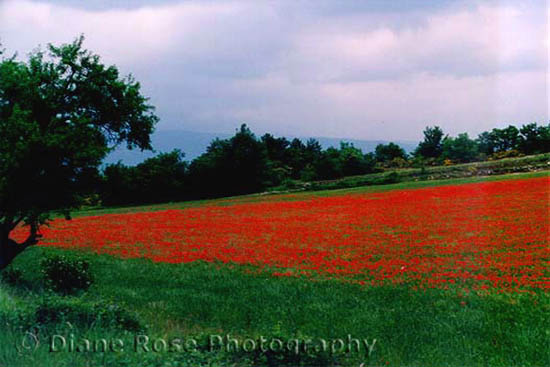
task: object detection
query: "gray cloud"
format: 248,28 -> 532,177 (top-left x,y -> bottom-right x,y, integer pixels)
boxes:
0,0 -> 547,141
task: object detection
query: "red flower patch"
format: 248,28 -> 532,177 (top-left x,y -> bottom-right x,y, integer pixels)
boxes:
13,176 -> 550,291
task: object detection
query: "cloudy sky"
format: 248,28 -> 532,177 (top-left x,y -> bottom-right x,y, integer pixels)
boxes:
1,0 -> 548,141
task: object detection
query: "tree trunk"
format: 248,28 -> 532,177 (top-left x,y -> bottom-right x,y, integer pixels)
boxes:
0,235 -> 32,271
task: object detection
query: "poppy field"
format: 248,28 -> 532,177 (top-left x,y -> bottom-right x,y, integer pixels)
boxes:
13,175 -> 550,293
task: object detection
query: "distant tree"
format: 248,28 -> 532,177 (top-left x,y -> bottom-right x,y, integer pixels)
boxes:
189,124 -> 269,197
286,138 -> 308,179
314,147 -> 343,180
138,150 -> 188,203
339,142 -> 375,176
518,123 -> 550,155
414,126 -> 444,158
441,133 -> 479,163
0,36 -> 158,269
477,131 -> 496,155
304,138 -> 323,164
102,150 -> 188,206
375,142 -> 407,163
101,162 -> 139,206
298,139 -> 324,181
261,133 -> 290,164
491,125 -> 520,152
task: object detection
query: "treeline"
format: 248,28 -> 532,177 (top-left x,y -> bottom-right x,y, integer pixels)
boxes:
414,123 -> 550,164
99,122 -> 550,206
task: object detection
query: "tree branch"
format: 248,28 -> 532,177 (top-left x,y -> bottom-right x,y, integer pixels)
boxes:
21,220 -> 42,247
8,215 -> 24,231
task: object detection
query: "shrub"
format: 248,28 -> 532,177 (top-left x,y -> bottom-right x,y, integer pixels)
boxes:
40,255 -> 93,295
380,171 -> 400,184
279,178 -> 302,190
489,149 -> 524,160
389,157 -> 410,168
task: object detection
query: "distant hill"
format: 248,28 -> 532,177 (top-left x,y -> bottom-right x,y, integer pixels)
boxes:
104,130 -> 418,166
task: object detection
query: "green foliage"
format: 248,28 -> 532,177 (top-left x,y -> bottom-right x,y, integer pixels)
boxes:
441,133 -> 479,163
491,125 -> 521,152
339,142 -> 376,176
309,143 -> 377,180
277,178 -> 303,191
476,123 -> 550,156
262,133 -> 293,185
40,255 -> 93,295
477,131 -> 495,155
414,123 -> 550,163
189,124 -> 270,197
374,142 -> 407,164
388,157 -> 410,168
102,150 -> 188,206
414,126 -> 444,158
100,126 -> 381,204
518,123 -> 550,155
489,149 -> 524,160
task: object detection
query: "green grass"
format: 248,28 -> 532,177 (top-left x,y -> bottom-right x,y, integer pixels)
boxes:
1,247 -> 549,367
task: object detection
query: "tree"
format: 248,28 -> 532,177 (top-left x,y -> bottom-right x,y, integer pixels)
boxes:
101,150 -> 187,206
476,131 -> 496,155
374,142 -> 407,163
518,123 -> 550,155
414,126 -> 444,158
0,36 -> 158,269
441,133 -> 479,163
286,138 -> 308,179
261,133 -> 290,164
101,162 -> 139,206
304,138 -> 323,164
491,125 -> 520,152
339,142 -> 376,176
314,147 -> 343,180
189,124 -> 269,197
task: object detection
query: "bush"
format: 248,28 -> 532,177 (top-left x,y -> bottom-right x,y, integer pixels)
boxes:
389,157 -> 410,168
412,157 -> 440,168
489,149 -> 524,160
380,171 -> 400,184
40,255 -> 93,295
279,178 -> 303,190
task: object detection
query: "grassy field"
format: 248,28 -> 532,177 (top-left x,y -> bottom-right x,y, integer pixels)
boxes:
1,171 -> 549,367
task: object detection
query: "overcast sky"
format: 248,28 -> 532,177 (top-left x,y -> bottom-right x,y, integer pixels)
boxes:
1,0 -> 548,140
